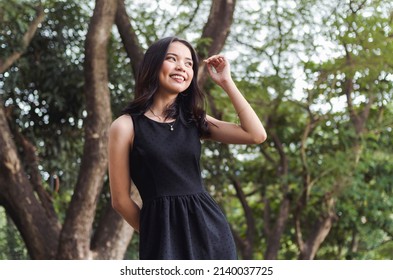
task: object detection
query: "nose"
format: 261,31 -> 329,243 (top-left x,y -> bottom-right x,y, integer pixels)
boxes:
175,61 -> 186,71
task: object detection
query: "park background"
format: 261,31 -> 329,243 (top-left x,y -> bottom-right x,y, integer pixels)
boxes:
0,0 -> 392,260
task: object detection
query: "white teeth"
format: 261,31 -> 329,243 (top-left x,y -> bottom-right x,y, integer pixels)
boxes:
170,75 -> 185,81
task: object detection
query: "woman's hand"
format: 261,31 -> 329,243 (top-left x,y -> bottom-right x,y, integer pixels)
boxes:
203,55 -> 267,145
204,55 -> 232,87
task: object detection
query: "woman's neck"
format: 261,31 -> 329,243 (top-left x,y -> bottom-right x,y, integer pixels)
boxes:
150,92 -> 177,114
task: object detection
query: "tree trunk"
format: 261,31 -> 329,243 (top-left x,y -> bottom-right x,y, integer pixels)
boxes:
264,197 -> 290,260
90,204 -> 133,259
197,0 -> 236,118
0,103 -> 60,259
298,196 -> 337,260
198,0 -> 236,63
57,0 -> 117,259
0,2 -> 59,260
231,177 -> 256,259
263,131 -> 291,260
115,0 -> 144,79
90,185 -> 140,259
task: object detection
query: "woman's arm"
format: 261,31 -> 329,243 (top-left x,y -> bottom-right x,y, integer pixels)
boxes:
204,55 -> 267,144
108,114 -> 140,232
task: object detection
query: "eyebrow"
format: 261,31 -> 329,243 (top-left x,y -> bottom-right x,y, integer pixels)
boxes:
166,52 -> 193,61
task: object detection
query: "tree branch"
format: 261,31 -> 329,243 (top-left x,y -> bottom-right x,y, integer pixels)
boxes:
11,124 -> 58,223
231,177 -> 256,259
57,0 -> 118,259
196,0 -> 236,118
0,101 -> 60,259
115,0 -> 144,79
298,195 -> 337,260
91,184 -> 140,259
263,130 -> 291,260
0,5 -> 45,74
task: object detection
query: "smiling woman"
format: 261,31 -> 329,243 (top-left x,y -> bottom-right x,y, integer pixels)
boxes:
108,36 -> 266,260
156,42 -> 194,97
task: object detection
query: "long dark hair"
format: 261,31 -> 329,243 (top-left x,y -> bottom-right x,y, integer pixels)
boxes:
122,36 -> 209,137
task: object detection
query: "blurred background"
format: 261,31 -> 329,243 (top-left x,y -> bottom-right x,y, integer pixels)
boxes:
0,0 -> 392,260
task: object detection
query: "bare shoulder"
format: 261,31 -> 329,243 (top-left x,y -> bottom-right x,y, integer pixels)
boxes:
109,114 -> 134,145
110,114 -> 134,130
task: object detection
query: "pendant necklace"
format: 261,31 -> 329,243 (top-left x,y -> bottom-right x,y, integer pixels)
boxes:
149,108 -> 175,131
149,108 -> 163,121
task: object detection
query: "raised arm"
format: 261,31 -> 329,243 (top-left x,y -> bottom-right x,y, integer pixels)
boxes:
108,114 -> 140,232
204,55 -> 267,144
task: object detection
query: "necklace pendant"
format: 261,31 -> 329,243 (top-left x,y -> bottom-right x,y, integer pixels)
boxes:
170,125 -> 174,131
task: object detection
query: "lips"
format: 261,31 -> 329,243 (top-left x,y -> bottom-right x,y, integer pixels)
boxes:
170,74 -> 186,82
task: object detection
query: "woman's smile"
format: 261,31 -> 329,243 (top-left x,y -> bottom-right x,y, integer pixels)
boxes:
158,41 -> 194,95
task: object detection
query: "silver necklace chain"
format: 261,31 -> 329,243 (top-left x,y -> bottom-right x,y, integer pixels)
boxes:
149,108 -> 175,131
149,108 -> 164,121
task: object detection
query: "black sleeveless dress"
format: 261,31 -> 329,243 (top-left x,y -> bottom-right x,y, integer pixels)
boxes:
129,114 -> 237,260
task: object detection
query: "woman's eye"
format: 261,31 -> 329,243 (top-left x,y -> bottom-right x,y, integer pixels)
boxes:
186,62 -> 193,67
167,56 -> 176,61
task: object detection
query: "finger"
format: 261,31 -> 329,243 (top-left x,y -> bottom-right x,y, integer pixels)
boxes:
204,59 -> 219,69
204,54 -> 224,63
205,54 -> 219,61
206,63 -> 215,76
211,56 -> 224,66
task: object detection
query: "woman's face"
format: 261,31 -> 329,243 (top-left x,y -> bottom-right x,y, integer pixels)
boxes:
157,41 -> 194,95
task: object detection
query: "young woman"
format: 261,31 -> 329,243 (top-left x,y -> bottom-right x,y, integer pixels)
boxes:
108,36 -> 266,260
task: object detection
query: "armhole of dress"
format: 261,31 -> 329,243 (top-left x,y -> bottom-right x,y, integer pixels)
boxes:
129,114 -> 136,151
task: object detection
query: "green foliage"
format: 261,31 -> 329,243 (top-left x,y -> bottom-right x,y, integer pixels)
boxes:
125,0 -> 209,46
0,0 -> 40,57
0,207 -> 29,260
217,0 -> 393,259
